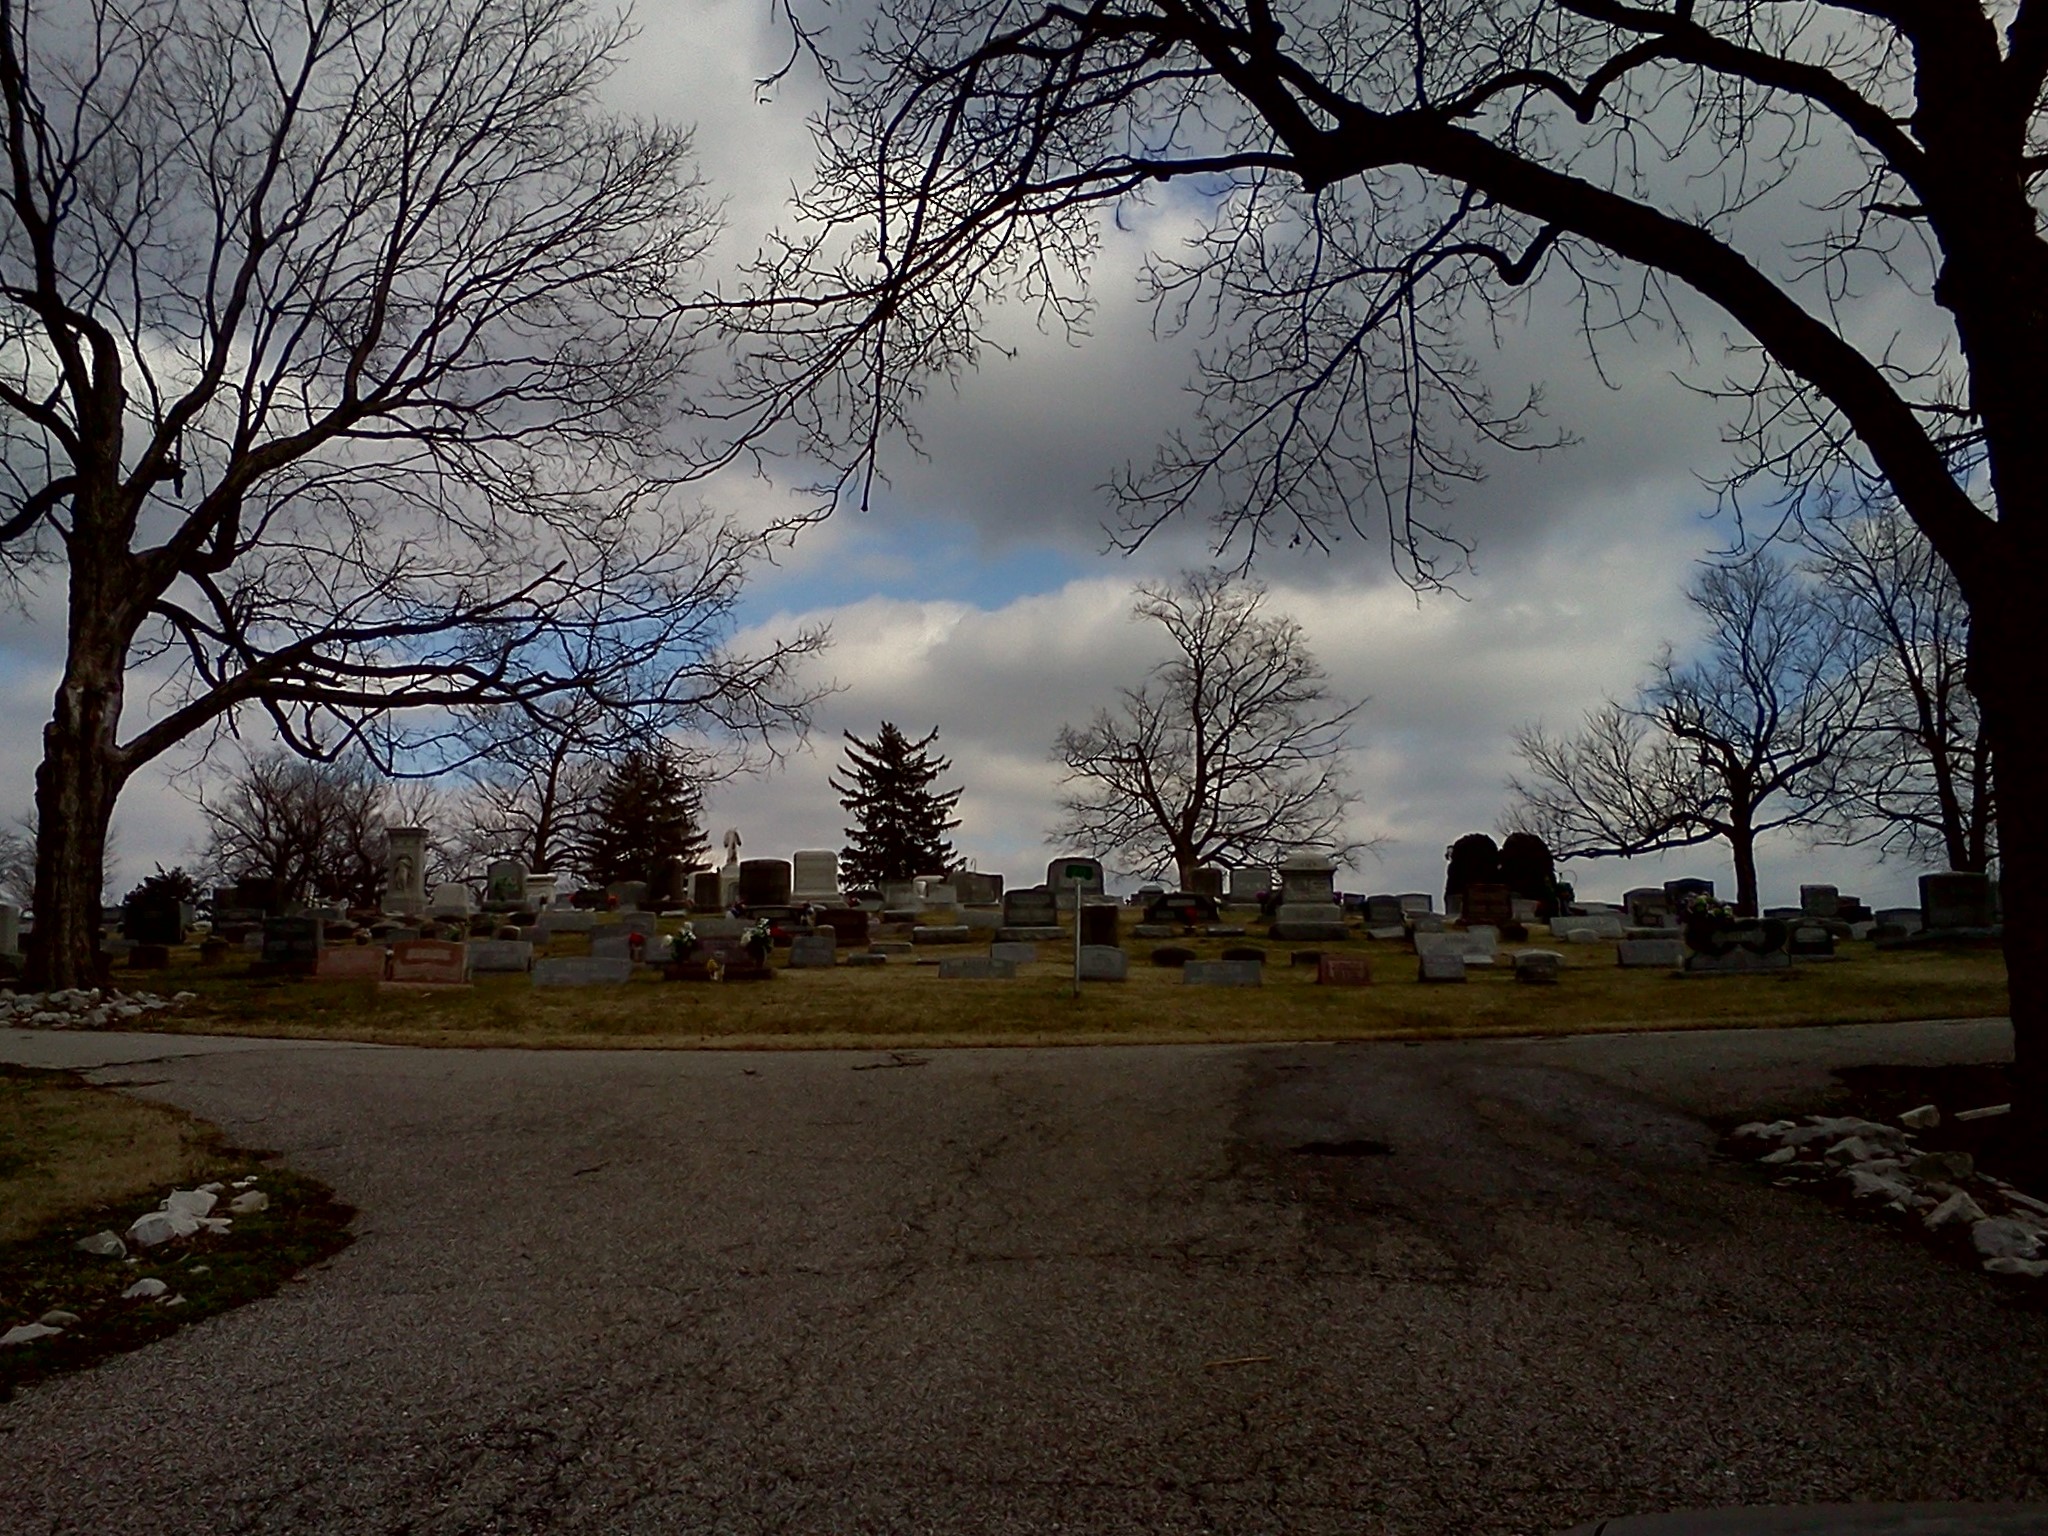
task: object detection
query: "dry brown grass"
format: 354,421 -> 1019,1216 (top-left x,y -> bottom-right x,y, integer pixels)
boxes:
0,1068 -> 226,1242
137,927 -> 2010,1053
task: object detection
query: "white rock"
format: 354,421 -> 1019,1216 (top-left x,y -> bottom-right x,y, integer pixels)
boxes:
1825,1136 -> 1882,1163
1955,1103 -> 2012,1122
1984,1256 -> 2048,1278
1899,1104 -> 1941,1130
1971,1219 -> 2043,1260
228,1190 -> 268,1215
1,1323 -> 63,1346
1844,1169 -> 1914,1202
74,1230 -> 126,1258
1759,1146 -> 1798,1165
121,1278 -> 169,1300
1925,1191 -> 1988,1230
1731,1122 -> 1777,1141
198,1217 -> 231,1235
38,1310 -> 80,1327
126,1211 -> 181,1247
163,1189 -> 217,1218
197,1182 -> 224,1195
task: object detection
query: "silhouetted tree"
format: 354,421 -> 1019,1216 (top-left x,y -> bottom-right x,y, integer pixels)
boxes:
834,724 -> 962,887
1052,571 -> 1364,885
581,747 -> 709,894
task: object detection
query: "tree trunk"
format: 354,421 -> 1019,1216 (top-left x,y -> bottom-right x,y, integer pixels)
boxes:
1727,817 -> 1760,917
1970,623 -> 2046,1180
27,637 -> 128,990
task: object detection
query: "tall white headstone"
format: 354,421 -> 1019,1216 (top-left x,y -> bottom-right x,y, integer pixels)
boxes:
383,827 -> 428,917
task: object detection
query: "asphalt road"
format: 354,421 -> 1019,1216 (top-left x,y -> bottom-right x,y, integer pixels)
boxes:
1,1019 -> 2042,1535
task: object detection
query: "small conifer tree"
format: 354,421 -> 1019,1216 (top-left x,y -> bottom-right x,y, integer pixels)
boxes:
582,746 -> 709,891
833,724 -> 963,887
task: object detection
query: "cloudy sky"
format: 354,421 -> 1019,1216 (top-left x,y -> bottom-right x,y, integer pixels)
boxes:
0,0 -> 1940,910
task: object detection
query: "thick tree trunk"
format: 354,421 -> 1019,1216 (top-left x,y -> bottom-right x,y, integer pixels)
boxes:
1970,625 -> 2047,1181
1728,820 -> 1759,917
26,637 -> 128,990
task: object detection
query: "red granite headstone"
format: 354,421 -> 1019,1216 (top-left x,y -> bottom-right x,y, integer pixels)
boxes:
1316,955 -> 1373,986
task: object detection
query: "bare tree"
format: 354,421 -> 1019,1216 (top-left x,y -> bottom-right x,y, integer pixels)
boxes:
0,814 -> 31,910
1802,507 -> 1995,873
742,2 -> 2048,1151
196,752 -> 388,907
1052,570 -> 1362,884
445,704 -> 609,882
0,0 -> 824,985
1512,556 -> 1872,914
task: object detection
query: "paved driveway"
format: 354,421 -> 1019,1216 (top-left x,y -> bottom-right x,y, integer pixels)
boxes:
1,1020 -> 2041,1535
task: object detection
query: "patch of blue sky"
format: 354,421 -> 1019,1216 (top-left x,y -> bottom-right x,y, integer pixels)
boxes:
736,516 -> 1088,622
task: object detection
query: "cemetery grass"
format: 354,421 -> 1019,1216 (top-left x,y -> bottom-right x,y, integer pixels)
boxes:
133,938 -> 2008,1051
0,1067 -> 354,1399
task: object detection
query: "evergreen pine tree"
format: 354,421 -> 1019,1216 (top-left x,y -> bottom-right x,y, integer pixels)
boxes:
833,723 -> 963,887
582,746 -> 709,891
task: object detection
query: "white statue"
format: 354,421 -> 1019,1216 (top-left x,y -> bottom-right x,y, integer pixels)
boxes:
722,827 -> 742,867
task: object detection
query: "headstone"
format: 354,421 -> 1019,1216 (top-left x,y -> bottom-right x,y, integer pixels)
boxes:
121,893 -> 186,946
939,955 -> 1017,979
692,870 -> 724,910
1417,950 -> 1468,983
383,827 -> 429,917
1364,895 -> 1405,926
1396,893 -> 1434,915
845,952 -> 888,968
1623,888 -> 1671,928
467,939 -> 535,972
1921,871 -> 1996,931
1187,867 -> 1225,902
869,941 -> 914,958
1788,923 -> 1836,959
1460,883 -> 1513,929
1183,959 -> 1263,987
792,851 -> 840,902
533,956 -> 636,986
0,903 -> 18,956
1317,955 -> 1372,986
814,908 -> 872,948
1551,913 -> 1626,942
787,932 -> 837,968
1077,944 -> 1129,981
1415,929 -> 1498,966
387,939 -> 470,986
882,880 -> 921,911
261,915 -> 323,972
1799,884 -> 1842,919
1003,886 -> 1059,926
1616,938 -> 1688,969
605,880 -> 649,911
1684,948 -> 1792,974
313,944 -> 387,981
590,926 -> 657,962
657,857 -> 698,908
485,859 -> 528,910
989,941 -> 1038,965
952,870 -> 1004,906
736,858 -> 791,907
1513,950 -> 1563,984
1227,866 -> 1274,904
1510,898 -> 1541,923
524,873 -> 559,911
428,882 -> 475,919
1875,907 -> 1924,936
1269,854 -> 1348,941
1046,856 -> 1105,911
1132,924 -> 1177,939
919,882 -> 959,909
1078,903 -> 1121,947
912,925 -> 973,944
534,909 -> 596,939
1150,946 -> 1196,967
1664,877 -> 1716,907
